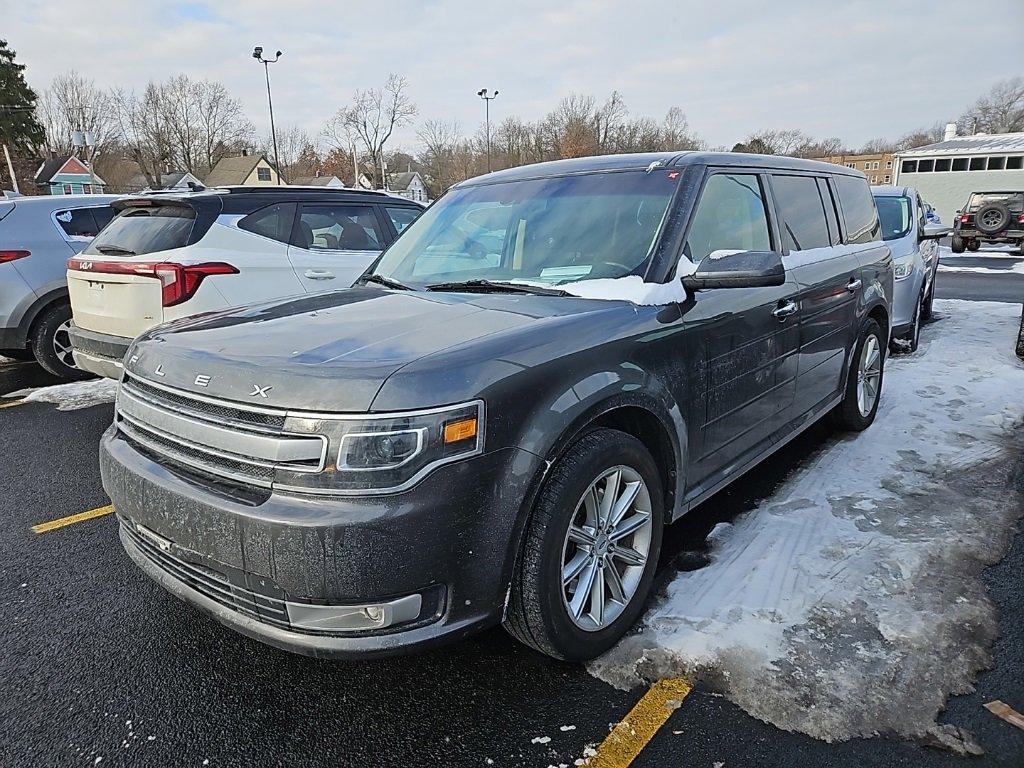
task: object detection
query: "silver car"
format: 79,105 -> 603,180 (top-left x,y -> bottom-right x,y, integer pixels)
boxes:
872,186 -> 947,353
0,193 -> 118,378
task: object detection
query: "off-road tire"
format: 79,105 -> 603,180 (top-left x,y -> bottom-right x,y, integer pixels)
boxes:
831,319 -> 885,431
30,304 -> 91,381
974,202 -> 1011,235
504,428 -> 664,661
950,235 -> 966,253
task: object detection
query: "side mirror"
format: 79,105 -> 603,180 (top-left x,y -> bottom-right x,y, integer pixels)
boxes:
682,250 -> 786,291
920,224 -> 950,240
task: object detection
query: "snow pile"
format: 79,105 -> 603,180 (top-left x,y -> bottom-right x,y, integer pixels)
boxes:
514,257 -> 697,306
591,300 -> 1024,754
7,378 -> 117,411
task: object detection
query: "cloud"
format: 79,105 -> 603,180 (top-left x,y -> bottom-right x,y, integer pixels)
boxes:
6,0 -> 1024,152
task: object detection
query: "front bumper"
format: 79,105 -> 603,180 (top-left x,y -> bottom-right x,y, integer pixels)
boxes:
69,324 -> 130,379
100,424 -> 544,658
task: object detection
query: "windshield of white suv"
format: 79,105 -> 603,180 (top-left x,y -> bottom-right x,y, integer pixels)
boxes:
874,195 -> 912,241
370,170 -> 680,288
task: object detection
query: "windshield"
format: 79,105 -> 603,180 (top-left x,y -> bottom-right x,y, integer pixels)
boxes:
967,193 -> 1024,213
874,195 -> 912,241
370,170 -> 680,287
84,204 -> 195,256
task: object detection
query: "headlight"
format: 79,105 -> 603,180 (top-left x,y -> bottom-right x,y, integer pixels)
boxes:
275,401 -> 484,495
894,259 -> 914,280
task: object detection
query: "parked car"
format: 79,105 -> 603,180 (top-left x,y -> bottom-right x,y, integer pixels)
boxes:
924,201 -> 941,226
67,187 -> 425,379
0,193 -> 118,377
100,153 -> 892,662
872,186 -> 947,353
951,191 -> 1024,253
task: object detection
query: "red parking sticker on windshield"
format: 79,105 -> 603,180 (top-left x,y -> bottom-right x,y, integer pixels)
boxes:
667,171 -> 680,179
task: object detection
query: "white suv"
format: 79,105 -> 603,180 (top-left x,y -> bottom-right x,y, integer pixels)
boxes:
67,186 -> 424,378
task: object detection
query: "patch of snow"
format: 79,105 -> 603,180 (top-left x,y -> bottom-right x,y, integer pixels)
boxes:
591,300 -> 1024,755
532,735 -> 551,744
7,379 -> 117,411
559,724 -> 576,731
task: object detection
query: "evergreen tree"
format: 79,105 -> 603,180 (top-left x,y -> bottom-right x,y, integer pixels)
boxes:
0,39 -> 45,152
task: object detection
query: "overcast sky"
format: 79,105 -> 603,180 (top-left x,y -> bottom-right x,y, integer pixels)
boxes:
7,0 -> 1024,153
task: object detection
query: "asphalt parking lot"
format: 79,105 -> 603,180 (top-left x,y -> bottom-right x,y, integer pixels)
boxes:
2,266 -> 1022,768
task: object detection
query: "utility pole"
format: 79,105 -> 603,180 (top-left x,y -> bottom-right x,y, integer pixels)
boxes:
2,144 -> 19,194
252,46 -> 284,183
477,88 -> 499,173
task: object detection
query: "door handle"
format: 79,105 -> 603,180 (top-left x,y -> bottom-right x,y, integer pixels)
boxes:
772,300 -> 798,320
846,278 -> 862,292
304,269 -> 335,280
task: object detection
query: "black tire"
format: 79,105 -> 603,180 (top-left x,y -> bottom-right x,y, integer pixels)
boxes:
831,319 -> 885,431
30,304 -> 92,380
0,348 -> 35,362
966,239 -> 981,252
891,291 -> 923,355
504,428 -> 664,661
974,203 -> 1011,235
920,280 -> 935,323
950,235 -> 966,253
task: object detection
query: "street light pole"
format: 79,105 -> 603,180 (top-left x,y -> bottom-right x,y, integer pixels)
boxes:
253,46 -> 284,183
477,88 -> 499,173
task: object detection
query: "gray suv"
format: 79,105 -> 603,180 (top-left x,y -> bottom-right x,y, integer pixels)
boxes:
100,153 -> 893,661
0,193 -> 118,377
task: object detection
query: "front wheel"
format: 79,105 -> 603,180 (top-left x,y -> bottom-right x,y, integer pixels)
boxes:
832,319 -> 885,431
920,279 -> 935,323
950,235 -> 966,253
30,304 -> 92,380
504,428 -> 664,661
892,291 -> 923,355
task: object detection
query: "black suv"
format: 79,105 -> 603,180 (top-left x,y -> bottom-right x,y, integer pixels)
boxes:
951,191 -> 1024,253
101,153 -> 893,661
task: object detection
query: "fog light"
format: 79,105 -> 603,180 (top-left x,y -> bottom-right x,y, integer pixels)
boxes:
285,593 -> 422,633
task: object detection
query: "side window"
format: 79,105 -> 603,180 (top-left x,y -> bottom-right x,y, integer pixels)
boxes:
54,208 -> 101,239
238,202 -> 296,244
295,204 -> 384,251
385,206 -> 422,235
816,178 -> 841,244
683,173 -> 772,264
833,176 -> 881,244
770,175 -> 831,251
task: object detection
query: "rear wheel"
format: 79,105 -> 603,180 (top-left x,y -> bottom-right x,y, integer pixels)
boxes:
966,239 -> 981,252
950,235 -> 966,253
504,428 -> 664,661
30,304 -> 92,381
832,319 -> 884,431
0,348 -> 35,362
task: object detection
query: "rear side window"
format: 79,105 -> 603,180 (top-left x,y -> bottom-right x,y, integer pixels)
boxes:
385,206 -> 421,235
84,204 -> 196,256
770,175 -> 830,251
294,204 -> 384,251
684,173 -> 771,263
238,202 -> 296,243
55,207 -> 104,239
967,193 -> 1024,213
833,176 -> 880,244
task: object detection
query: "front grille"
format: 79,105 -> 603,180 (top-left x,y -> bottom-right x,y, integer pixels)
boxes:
115,374 -> 325,488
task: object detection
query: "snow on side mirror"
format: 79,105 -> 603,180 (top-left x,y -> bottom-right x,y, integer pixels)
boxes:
682,250 -> 786,291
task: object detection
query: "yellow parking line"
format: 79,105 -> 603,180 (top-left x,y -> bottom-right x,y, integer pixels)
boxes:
32,504 -> 114,534
584,677 -> 693,768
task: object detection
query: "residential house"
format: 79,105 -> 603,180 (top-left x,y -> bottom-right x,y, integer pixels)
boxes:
818,152 -> 896,185
205,153 -> 284,186
291,175 -> 344,188
894,125 -> 1024,222
34,155 -> 106,195
388,171 -> 428,202
127,170 -> 204,192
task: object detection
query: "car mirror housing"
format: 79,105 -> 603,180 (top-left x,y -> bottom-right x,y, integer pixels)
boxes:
921,224 -> 950,240
682,250 -> 786,291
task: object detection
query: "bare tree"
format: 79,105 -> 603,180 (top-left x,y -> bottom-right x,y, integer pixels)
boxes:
958,76 -> 1024,134
36,71 -> 116,157
111,83 -> 173,188
895,122 -> 947,150
262,125 -> 315,179
323,75 -> 417,188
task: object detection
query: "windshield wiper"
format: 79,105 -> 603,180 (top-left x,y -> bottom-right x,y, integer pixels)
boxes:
360,273 -> 413,291
425,279 -> 569,296
95,244 -> 137,256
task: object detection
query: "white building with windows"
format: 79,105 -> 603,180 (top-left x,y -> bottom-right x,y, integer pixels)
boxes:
893,125 -> 1024,222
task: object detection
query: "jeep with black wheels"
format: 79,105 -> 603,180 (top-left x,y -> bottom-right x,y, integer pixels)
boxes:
951,191 -> 1024,254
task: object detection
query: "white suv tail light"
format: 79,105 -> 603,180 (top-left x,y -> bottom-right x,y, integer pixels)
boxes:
68,258 -> 238,307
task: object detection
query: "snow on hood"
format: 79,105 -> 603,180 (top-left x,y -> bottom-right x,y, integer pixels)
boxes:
590,299 -> 1024,755
7,379 -> 117,411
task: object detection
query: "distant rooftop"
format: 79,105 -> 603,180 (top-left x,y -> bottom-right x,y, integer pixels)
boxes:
898,132 -> 1024,157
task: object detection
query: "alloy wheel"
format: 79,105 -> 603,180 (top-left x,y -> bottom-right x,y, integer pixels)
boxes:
560,465 -> 652,631
856,334 -> 881,417
52,319 -> 77,369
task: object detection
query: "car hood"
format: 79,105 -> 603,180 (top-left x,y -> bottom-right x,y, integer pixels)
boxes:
124,287 -> 620,411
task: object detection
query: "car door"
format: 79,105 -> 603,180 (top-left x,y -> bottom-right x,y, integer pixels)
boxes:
770,173 -> 862,413
678,170 -> 801,492
223,201 -> 307,305
287,202 -> 389,292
